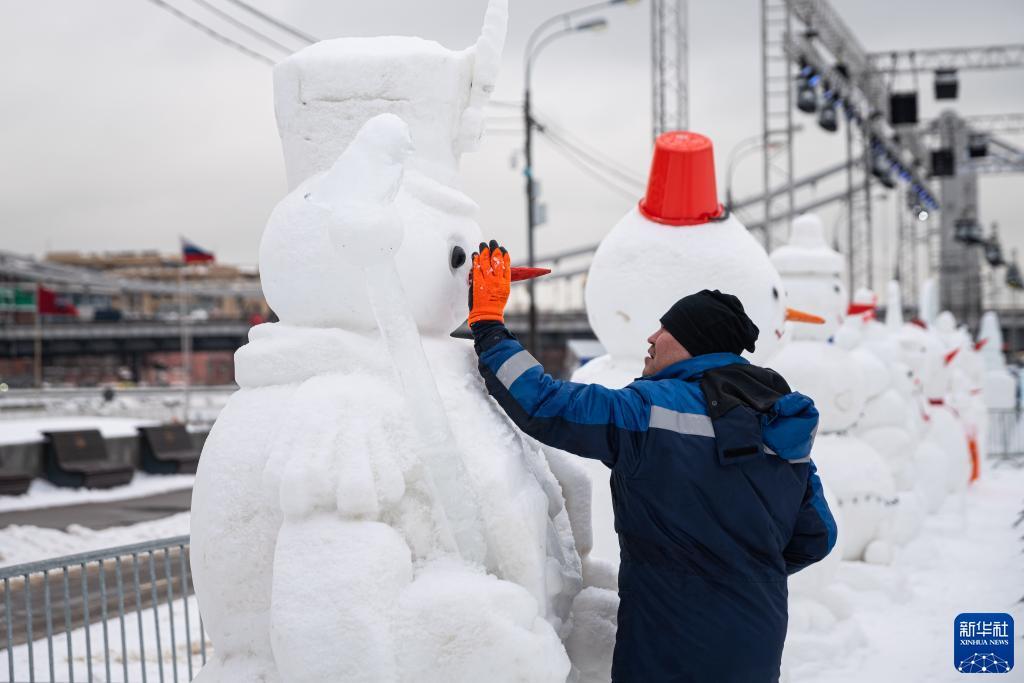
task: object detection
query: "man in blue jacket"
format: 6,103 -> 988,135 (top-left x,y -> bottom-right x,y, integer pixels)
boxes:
468,241 -> 837,683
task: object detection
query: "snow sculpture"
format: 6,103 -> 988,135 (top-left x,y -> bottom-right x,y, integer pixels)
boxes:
770,213 -> 847,341
766,224 -> 909,563
979,311 -> 1017,410
189,4 -> 589,680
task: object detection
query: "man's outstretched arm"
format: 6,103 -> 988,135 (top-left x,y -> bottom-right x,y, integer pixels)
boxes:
468,241 -> 649,468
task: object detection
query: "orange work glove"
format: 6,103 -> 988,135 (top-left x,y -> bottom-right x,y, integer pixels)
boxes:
468,239 -> 511,325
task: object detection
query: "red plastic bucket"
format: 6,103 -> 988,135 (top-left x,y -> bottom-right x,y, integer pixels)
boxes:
638,131 -> 725,226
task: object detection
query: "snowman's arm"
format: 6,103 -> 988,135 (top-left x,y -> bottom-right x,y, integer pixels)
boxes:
473,322 -> 649,469
782,460 -> 838,575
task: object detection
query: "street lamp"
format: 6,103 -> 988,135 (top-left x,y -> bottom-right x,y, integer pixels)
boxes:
522,0 -> 636,355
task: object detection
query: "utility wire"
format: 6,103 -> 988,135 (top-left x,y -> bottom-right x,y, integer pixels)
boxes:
540,127 -> 645,189
534,114 -> 646,187
220,0 -> 317,45
543,135 -> 641,201
143,0 -> 277,65
190,0 -> 296,55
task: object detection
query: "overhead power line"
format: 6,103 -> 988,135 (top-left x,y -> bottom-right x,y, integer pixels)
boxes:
220,0 -> 318,45
142,0 -> 277,65
534,113 -> 647,186
542,134 -> 642,201
189,0 -> 297,55
539,126 -> 645,190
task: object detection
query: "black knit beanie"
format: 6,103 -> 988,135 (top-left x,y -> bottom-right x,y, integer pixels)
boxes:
659,289 -> 760,357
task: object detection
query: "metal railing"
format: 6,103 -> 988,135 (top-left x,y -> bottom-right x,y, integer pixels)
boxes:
988,408 -> 1024,466
1,536 -> 207,683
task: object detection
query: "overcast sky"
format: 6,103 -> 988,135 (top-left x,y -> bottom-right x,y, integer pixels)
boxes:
1,0 -> 1022,304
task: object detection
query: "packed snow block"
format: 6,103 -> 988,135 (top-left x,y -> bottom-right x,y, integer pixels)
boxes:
43,429 -> 134,489
138,424 -> 200,474
274,37 -> 474,191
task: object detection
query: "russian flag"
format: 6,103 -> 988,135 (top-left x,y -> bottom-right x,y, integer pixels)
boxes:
181,237 -> 215,264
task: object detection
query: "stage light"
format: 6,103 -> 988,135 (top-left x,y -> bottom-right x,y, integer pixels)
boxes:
797,79 -> 818,113
872,155 -> 896,189
818,84 -> 838,132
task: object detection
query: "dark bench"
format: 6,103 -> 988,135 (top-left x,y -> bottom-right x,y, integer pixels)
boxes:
139,425 -> 200,474
0,473 -> 32,496
44,430 -> 135,489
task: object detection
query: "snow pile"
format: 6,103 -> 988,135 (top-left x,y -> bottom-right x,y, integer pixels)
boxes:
0,471 -> 194,514
0,512 -> 189,567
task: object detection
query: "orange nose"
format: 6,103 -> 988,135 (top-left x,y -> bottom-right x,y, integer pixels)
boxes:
510,267 -> 551,282
785,307 -> 826,324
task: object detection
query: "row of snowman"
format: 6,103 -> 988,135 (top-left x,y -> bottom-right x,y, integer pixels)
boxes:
576,201 -> 1016,574
769,213 -> 1016,566
188,2 -> 1017,679
568,134 -> 1018,680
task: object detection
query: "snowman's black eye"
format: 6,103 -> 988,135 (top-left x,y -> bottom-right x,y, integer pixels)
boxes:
833,284 -> 841,293
450,245 -> 467,270
772,286 -> 779,300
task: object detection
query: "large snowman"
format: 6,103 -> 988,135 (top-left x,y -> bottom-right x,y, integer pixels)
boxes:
190,4 -> 593,681
571,132 -> 818,566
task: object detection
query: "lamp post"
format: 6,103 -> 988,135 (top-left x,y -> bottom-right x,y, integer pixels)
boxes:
523,0 -> 637,355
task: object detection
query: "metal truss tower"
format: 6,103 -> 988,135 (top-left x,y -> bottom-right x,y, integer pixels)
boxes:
651,0 -> 688,139
759,0 -> 796,251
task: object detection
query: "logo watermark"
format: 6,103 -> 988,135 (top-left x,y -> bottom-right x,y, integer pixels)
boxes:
954,613 -> 1013,674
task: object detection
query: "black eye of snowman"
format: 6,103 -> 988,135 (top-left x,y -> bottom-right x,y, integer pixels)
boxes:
771,286 -> 779,300
833,284 -> 841,293
450,246 -> 467,270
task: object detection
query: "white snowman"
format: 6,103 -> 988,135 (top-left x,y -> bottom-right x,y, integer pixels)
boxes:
979,311 -> 1017,410
189,4 -> 595,680
767,219 -> 916,564
569,133 -> 813,572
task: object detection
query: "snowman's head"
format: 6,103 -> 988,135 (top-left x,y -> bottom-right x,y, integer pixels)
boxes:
257,1 -> 507,335
259,166 -> 481,335
585,132 -> 793,365
586,210 -> 789,364
770,213 -> 846,341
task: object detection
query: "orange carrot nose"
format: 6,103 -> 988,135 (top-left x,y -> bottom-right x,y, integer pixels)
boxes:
974,339 -> 988,352
944,348 -> 960,366
785,307 -> 826,324
510,266 -> 551,282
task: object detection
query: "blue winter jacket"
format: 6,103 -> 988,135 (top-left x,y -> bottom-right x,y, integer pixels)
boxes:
472,323 -> 837,683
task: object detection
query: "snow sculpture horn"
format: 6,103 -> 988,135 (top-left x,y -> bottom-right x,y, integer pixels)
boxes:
457,0 -> 509,152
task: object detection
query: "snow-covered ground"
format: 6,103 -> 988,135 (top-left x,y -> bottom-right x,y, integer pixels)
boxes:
2,461 -> 1020,679
784,462 -> 1024,682
0,472 -> 194,515
7,593 -> 211,683
0,512 -> 190,567
0,389 -> 233,432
